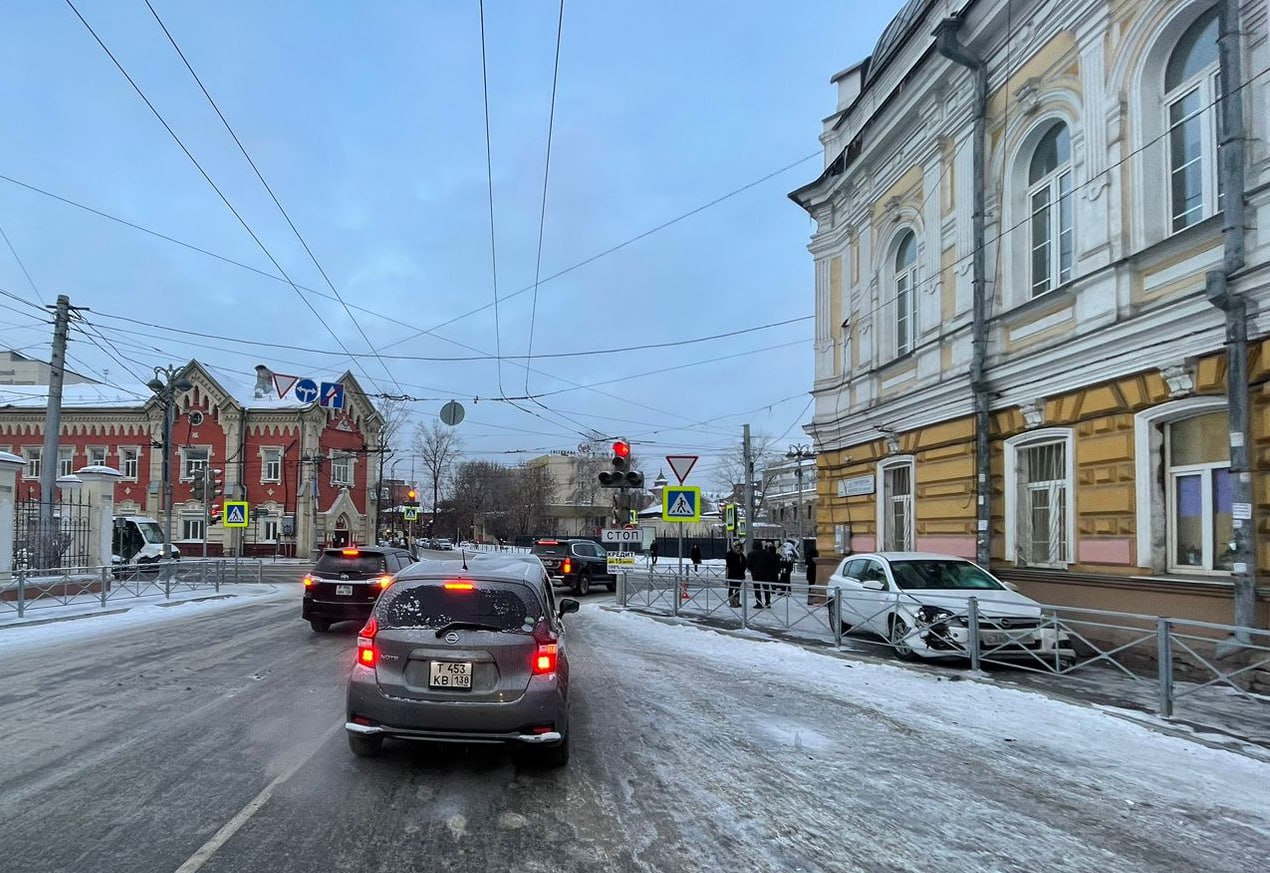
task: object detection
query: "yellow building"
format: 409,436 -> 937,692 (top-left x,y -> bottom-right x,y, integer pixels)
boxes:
790,0 -> 1270,627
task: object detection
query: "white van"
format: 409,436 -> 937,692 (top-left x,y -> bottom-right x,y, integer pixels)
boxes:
112,516 -> 180,566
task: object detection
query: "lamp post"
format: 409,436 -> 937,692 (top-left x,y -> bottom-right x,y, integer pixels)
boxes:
786,443 -> 813,539
147,366 -> 193,567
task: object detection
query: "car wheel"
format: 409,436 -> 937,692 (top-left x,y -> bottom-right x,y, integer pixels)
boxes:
347,733 -> 383,758
826,605 -> 852,634
889,616 -> 918,661
573,573 -> 591,596
309,619 -> 332,633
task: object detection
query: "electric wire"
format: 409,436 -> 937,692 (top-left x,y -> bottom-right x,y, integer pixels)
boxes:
0,222 -> 45,307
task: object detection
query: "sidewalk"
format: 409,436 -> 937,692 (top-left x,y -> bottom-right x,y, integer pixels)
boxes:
0,583 -> 288,634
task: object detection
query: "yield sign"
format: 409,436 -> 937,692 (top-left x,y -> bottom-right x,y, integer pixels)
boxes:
272,372 -> 300,399
665,455 -> 698,484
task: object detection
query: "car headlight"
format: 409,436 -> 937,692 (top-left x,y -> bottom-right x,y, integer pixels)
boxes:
916,605 -> 958,626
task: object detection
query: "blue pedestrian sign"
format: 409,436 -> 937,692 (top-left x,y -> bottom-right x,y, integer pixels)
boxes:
294,378 -> 319,404
661,486 -> 702,523
224,501 -> 250,528
319,381 -> 346,409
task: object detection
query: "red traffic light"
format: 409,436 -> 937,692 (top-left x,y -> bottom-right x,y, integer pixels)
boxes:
612,440 -> 631,460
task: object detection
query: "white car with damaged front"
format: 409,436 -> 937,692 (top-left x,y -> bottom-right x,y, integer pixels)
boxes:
824,552 -> 1072,663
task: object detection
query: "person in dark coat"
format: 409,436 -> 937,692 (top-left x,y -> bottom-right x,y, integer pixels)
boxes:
804,538 -> 820,604
747,540 -> 770,609
649,539 -> 659,567
724,541 -> 746,608
690,544 -> 702,572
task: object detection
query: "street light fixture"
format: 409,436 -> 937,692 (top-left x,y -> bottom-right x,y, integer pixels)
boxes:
149,365 -> 193,566
786,443 -> 813,538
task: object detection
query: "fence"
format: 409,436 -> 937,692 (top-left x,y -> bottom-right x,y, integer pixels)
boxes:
616,568 -> 1270,726
0,558 -> 266,619
11,493 -> 95,571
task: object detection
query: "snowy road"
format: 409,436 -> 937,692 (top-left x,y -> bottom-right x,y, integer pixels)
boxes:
0,589 -> 1266,873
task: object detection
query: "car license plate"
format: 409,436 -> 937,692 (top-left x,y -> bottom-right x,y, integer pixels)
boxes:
335,585 -> 353,596
981,632 -> 1026,647
430,661 -> 472,688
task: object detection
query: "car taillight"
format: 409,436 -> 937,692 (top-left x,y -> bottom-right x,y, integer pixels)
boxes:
357,617 -> 378,667
561,558 -> 572,574
341,548 -> 360,556
376,575 -> 393,590
444,582 -> 474,590
302,575 -> 315,588
533,643 -> 558,675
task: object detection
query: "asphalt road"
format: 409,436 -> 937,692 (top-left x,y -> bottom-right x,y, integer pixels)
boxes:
0,586 -> 1265,873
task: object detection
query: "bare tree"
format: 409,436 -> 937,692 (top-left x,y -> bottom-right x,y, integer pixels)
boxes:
377,398 -> 413,454
711,432 -> 780,494
413,421 -> 464,523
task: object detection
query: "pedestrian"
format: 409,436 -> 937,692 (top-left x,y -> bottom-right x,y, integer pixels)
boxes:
778,540 -> 796,594
747,540 -> 770,609
724,541 -> 746,608
649,539 -> 659,567
804,538 -> 820,604
690,543 -> 702,572
766,541 -> 786,597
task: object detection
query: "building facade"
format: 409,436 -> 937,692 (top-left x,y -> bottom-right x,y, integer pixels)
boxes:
791,0 -> 1270,626
761,456 -> 819,538
0,362 -> 383,557
0,350 -> 97,386
526,453 -> 613,537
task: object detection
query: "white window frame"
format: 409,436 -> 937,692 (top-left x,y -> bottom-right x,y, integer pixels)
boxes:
875,456 -> 915,552
180,516 -> 206,542
1165,11 -> 1221,233
262,518 -> 281,542
1163,413 -> 1232,575
87,446 -> 108,468
57,446 -> 76,478
1004,428 -> 1075,568
119,446 -> 140,481
261,447 -> 283,484
181,447 -> 211,481
23,447 -> 41,479
892,232 -> 918,357
330,452 -> 354,487
1027,124 -> 1074,297
1133,396 -> 1229,571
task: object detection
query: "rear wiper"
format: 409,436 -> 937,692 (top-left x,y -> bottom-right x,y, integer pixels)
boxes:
434,621 -> 505,638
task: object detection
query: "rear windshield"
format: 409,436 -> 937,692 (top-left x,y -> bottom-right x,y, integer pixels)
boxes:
531,542 -> 567,556
377,582 -> 542,631
314,552 -> 387,575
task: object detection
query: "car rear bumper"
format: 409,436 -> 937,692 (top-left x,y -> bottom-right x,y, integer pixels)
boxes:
345,721 -> 562,745
302,599 -> 374,622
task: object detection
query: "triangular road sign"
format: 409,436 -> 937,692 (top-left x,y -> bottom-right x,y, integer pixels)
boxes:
665,454 -> 698,484
272,373 -> 300,400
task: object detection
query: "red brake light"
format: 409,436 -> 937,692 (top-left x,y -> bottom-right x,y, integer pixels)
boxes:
302,575 -> 315,588
533,643 -> 558,674
444,582 -> 474,590
341,548 -> 360,556
356,617 -> 378,667
537,539 -> 559,545
561,558 -> 572,574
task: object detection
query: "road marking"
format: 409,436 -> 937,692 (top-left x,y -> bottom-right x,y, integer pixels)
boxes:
172,720 -> 343,873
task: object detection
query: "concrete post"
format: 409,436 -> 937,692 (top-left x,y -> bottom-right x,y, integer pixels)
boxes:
0,451 -> 26,583
76,465 -> 123,568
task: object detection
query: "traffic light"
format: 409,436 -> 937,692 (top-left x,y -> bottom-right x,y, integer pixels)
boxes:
209,468 -> 224,500
191,468 -> 206,501
407,488 -> 417,502
598,439 -> 644,488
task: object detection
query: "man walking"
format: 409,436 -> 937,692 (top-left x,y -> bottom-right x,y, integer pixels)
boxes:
649,539 -> 659,567
747,540 -> 770,609
724,541 -> 746,608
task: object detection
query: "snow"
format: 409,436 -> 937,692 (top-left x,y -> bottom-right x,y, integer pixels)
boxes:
0,382 -> 150,409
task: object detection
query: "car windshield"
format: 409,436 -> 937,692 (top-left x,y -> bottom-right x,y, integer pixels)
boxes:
531,542 -> 567,556
314,553 -> 386,575
888,560 -> 1005,591
135,522 -> 165,544
377,582 -> 542,631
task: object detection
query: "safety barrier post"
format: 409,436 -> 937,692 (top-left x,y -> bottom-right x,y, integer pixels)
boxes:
16,569 -> 25,618
672,571 -> 680,617
741,582 -> 749,629
100,567 -> 109,607
831,589 -> 842,647
967,596 -> 981,672
1156,617 -> 1174,718
215,560 -> 222,593
617,571 -> 627,607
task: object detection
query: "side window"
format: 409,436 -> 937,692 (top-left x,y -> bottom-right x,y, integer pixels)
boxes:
541,577 -> 559,630
840,559 -> 865,578
858,561 -> 888,586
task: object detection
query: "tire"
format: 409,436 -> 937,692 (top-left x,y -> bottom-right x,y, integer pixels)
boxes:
347,732 -> 383,758
573,573 -> 591,596
309,619 -> 332,633
826,606 -> 852,634
889,616 -> 918,661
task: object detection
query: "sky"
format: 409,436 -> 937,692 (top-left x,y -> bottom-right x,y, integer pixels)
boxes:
0,0 -> 905,487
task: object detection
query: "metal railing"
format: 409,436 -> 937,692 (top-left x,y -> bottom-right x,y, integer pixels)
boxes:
616,569 -> 1270,725
1,558 -> 266,619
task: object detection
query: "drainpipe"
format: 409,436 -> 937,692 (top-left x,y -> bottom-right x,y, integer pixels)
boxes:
936,16 -> 992,566
1208,0 -> 1256,649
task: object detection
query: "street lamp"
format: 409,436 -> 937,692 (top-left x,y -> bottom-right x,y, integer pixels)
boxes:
148,365 -> 193,564
786,443 -> 813,538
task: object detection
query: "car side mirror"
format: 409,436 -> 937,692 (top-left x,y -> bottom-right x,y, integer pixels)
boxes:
861,579 -> 886,591
558,599 -> 580,617
1002,580 -> 1019,593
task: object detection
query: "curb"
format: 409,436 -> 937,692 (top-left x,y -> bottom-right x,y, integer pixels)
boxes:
0,589 -> 269,632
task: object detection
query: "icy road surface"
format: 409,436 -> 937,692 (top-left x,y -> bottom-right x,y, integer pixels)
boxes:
0,591 -> 1265,873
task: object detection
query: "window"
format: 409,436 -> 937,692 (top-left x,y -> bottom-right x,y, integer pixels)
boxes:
181,517 -> 206,541
262,448 -> 282,483
892,231 -> 918,355
1166,411 -> 1232,571
330,453 -> 353,486
88,447 -> 107,467
1016,441 -> 1069,566
1028,122 -> 1073,296
263,518 -> 280,541
23,447 -> 40,479
1165,7 -> 1221,232
879,459 -> 914,551
120,447 -> 139,480
182,447 -> 210,480
58,446 -> 76,477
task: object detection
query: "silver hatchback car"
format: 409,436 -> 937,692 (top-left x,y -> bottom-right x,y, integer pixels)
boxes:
345,554 -> 579,766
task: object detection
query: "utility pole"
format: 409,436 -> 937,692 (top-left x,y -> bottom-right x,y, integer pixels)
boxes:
743,424 -> 754,555
38,295 -> 72,568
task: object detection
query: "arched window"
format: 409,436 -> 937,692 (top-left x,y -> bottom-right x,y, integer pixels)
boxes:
893,231 -> 918,356
1028,122 -> 1073,296
1165,6 -> 1221,232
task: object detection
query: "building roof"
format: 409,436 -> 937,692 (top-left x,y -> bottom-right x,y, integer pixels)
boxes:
0,381 -> 150,410
867,0 -> 938,84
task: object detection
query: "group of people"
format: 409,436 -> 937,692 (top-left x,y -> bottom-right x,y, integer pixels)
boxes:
723,539 -> 806,609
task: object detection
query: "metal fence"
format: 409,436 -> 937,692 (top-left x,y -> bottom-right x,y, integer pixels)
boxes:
0,558 -> 266,619
617,568 -> 1270,725
12,493 -> 95,571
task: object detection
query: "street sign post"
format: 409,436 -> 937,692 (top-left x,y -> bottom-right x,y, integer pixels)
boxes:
662,486 -> 701,522
665,455 -> 698,484
224,501 -> 250,528
403,506 -> 419,522
602,528 -> 642,544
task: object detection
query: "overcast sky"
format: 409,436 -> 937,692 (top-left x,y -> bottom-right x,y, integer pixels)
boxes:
0,0 -> 902,486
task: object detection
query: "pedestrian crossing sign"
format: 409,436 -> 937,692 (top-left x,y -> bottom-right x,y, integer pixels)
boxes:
661,485 -> 701,523
224,501 -> 250,528
403,506 -> 419,522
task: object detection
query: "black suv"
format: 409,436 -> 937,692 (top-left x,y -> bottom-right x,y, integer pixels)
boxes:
531,538 -> 615,595
302,545 -> 415,632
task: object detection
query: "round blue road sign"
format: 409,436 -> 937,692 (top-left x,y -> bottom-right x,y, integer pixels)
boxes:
294,378 -> 319,404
